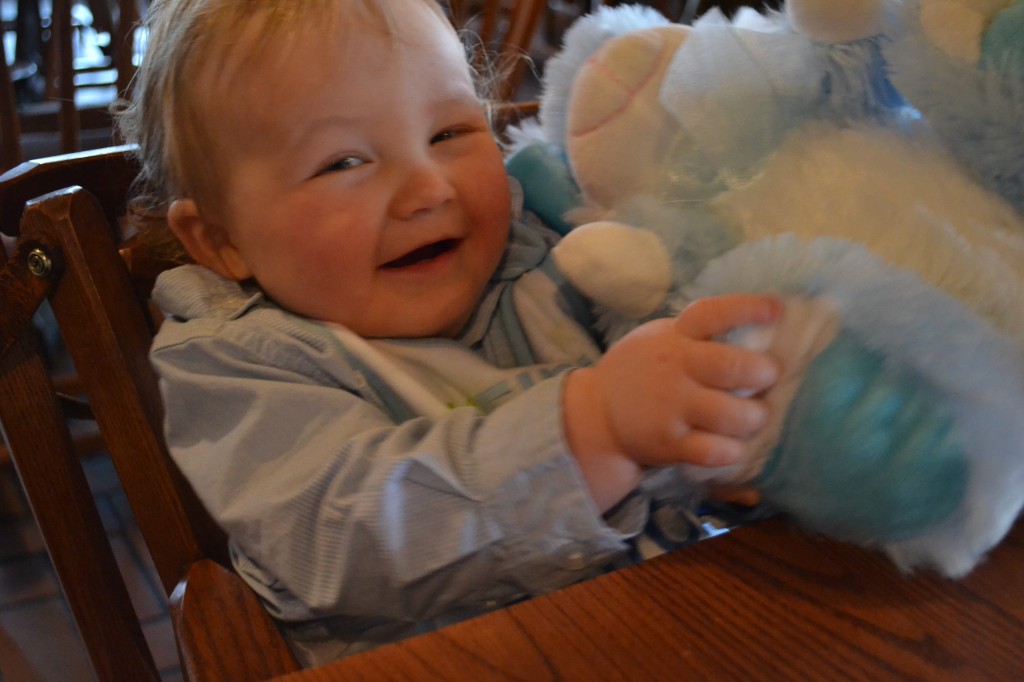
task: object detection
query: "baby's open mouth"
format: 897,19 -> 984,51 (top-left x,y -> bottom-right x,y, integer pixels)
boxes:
382,239 -> 459,269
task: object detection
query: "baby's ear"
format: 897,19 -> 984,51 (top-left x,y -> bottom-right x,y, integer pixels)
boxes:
167,199 -> 252,281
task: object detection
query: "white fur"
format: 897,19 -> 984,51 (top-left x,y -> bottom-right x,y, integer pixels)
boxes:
502,117 -> 548,157
711,122 -> 1024,346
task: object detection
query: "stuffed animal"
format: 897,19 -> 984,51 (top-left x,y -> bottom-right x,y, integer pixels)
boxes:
506,0 -> 1024,577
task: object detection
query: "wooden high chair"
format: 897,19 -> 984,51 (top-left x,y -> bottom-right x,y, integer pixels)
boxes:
0,101 -> 538,681
0,54 -> 24,171
0,147 -> 301,681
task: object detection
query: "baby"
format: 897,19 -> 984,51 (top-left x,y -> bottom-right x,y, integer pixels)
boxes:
116,0 -> 780,665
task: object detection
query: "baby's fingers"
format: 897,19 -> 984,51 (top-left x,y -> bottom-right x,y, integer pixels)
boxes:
689,343 -> 779,392
676,294 -> 781,340
686,387 -> 769,439
655,430 -> 749,468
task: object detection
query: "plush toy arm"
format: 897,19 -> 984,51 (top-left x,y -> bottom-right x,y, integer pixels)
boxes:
550,221 -> 674,319
756,332 -> 967,545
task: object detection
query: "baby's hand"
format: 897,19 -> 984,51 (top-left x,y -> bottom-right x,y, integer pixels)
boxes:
564,294 -> 781,510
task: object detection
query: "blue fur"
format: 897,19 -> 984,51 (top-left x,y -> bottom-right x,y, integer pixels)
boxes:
505,143 -> 580,235
757,333 -> 966,543
685,235 -> 1024,575
982,1 -> 1024,74
818,36 -> 905,123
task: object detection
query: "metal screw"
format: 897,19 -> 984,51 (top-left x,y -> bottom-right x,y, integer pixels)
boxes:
26,248 -> 53,279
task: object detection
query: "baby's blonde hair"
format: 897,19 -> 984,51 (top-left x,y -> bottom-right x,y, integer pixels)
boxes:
115,0 -> 462,261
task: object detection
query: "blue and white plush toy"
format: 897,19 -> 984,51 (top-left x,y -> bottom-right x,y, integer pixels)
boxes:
507,0 -> 1024,577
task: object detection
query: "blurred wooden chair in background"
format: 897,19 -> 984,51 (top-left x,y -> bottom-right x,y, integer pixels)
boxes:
0,147 -> 301,681
37,0 -> 144,154
0,45 -> 22,171
1,0 -> 149,494
1,0 -> 146,172
448,0 -> 549,102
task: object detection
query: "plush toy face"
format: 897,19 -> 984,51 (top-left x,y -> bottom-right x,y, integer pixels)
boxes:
559,0 -> 1024,340
564,4 -> 885,215
565,0 -> 1023,215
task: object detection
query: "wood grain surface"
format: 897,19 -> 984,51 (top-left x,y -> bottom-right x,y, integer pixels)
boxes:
275,517 -> 1023,681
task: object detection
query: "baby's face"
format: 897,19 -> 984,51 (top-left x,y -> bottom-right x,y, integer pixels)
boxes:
198,0 -> 510,337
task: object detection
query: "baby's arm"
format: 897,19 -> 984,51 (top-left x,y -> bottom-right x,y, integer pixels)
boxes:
563,294 -> 782,511
153,323 -> 640,625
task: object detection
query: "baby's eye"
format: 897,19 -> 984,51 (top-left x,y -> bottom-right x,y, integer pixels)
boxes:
316,156 -> 365,176
430,128 -> 463,144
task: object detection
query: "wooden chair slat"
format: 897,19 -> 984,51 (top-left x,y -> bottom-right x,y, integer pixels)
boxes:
0,321 -> 161,681
0,149 -> 301,681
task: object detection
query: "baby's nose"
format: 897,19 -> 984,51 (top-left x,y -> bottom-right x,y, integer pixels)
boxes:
391,162 -> 456,217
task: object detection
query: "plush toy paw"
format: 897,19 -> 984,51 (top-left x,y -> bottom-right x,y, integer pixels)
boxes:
566,26 -> 688,208
756,333 -> 968,544
551,221 -> 673,318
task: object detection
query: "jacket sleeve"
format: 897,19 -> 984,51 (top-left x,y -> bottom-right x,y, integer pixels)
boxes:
151,319 -> 644,623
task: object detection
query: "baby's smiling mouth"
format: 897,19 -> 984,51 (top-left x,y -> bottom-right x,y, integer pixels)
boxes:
382,239 -> 459,269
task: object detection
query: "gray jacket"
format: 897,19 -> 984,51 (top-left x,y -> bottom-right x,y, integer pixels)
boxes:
150,216 -> 652,665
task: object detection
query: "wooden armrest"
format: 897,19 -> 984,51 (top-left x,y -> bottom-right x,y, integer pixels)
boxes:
170,560 -> 301,682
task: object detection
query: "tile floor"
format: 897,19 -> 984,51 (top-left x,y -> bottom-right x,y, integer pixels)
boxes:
0,454 -> 183,682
